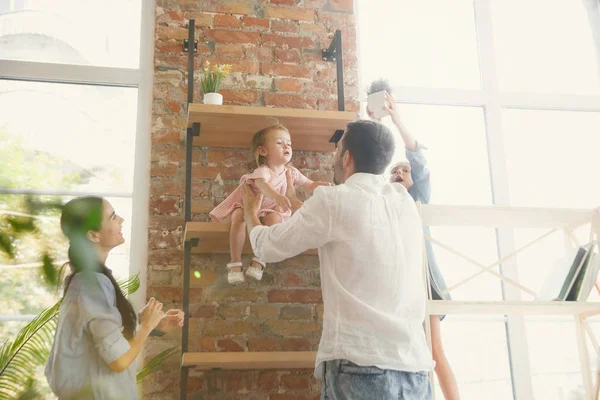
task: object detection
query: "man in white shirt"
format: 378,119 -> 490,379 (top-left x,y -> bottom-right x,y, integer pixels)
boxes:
242,120 -> 434,399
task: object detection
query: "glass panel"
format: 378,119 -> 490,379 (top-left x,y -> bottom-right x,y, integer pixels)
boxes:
502,109 -> 600,208
525,318 -> 584,399
0,80 -> 138,194
357,0 -> 481,90
436,317 -> 513,398
0,0 -> 142,68
491,0 -> 600,94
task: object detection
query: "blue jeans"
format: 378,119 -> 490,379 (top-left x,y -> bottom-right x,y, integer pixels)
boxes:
321,360 -> 432,400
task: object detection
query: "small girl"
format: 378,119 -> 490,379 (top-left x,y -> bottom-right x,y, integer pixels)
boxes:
210,124 -> 330,285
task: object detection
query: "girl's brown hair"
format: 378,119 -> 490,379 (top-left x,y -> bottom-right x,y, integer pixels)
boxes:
251,123 -> 289,167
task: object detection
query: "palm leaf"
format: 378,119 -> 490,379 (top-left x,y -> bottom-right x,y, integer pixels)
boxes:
136,346 -> 180,383
117,274 -> 140,295
0,302 -> 60,400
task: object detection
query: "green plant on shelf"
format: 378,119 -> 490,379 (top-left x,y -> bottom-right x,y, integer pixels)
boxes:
200,60 -> 232,94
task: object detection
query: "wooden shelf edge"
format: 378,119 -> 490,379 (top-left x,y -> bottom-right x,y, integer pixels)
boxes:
182,351 -> 317,370
429,300 -> 600,316
187,103 -> 356,125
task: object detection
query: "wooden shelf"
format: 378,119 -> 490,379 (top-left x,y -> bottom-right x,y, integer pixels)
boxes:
429,300 -> 600,317
182,351 -> 316,370
185,221 -> 317,255
186,104 -> 355,152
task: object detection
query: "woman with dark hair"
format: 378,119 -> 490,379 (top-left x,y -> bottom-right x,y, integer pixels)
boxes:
45,196 -> 184,399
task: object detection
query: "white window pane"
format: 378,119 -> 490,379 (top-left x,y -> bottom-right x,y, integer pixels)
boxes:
357,0 -> 480,90
384,104 -> 493,205
0,0 -> 141,68
525,318 -> 584,399
503,109 -> 600,208
0,80 -> 138,194
437,318 -> 513,398
361,103 -> 501,300
491,0 -> 600,95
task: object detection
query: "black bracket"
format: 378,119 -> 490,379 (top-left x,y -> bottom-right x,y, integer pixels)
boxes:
189,238 -> 199,248
183,39 -> 198,53
322,31 -> 340,62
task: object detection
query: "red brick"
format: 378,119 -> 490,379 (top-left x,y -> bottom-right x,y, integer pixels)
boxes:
207,150 -> 250,167
192,305 -> 216,318
151,131 -> 181,145
329,0 -> 353,12
274,78 -> 303,92
270,0 -> 296,4
261,34 -> 315,49
202,57 -> 259,74
265,320 -> 321,336
280,338 -> 311,351
220,89 -> 260,105
148,216 -> 184,232
151,147 -> 185,163
245,46 -> 274,61
182,12 -> 213,27
280,305 -> 312,320
275,48 -> 301,63
248,337 -> 278,352
280,271 -> 308,286
216,305 -> 247,319
193,336 -> 216,352
156,26 -> 188,40
264,93 -> 317,109
243,16 -> 270,30
192,165 -> 247,180
249,305 -> 279,321
149,197 -> 179,214
257,371 -> 278,391
281,374 -> 311,390
264,5 -> 315,21
204,320 -> 261,336
212,3 -> 253,15
268,289 -> 323,303
215,43 -> 244,58
148,287 -> 202,303
291,154 -> 320,169
156,40 -> 185,53
271,19 -> 299,33
163,102 -> 181,116
270,394 -> 320,400
205,29 -> 260,44
151,163 -> 178,177
214,14 -> 242,28
188,376 -> 204,392
156,10 -> 185,24
150,180 -> 183,196
207,287 -> 260,302
217,339 -> 245,352
262,63 -> 311,78
225,374 -> 244,393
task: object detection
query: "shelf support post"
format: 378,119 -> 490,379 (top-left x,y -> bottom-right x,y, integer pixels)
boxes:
323,29 -> 347,147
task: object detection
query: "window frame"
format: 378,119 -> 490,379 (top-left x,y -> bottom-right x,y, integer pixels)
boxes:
0,0 -> 154,317
356,0 -> 600,398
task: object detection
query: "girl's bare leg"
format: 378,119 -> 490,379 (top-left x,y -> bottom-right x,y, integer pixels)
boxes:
431,315 -> 460,400
229,208 -> 245,273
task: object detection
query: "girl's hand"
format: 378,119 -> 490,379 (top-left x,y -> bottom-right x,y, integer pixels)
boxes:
156,309 -> 184,332
285,169 -> 298,200
140,298 -> 164,332
383,92 -> 400,124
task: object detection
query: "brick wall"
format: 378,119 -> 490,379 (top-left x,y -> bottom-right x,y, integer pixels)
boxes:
147,1 -> 359,398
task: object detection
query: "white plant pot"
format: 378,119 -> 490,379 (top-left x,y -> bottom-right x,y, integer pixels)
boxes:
203,92 -> 223,105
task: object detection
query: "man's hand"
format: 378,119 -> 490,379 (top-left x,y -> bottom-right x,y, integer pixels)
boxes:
285,169 -> 304,213
156,309 -> 184,332
242,184 -> 264,216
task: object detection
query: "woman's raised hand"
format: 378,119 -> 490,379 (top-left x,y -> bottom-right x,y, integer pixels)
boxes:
140,297 -> 164,331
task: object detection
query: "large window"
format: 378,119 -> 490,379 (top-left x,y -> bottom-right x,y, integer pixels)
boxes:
0,1 -> 152,396
357,0 -> 600,398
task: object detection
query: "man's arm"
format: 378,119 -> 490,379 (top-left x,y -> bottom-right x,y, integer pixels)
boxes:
242,184 -> 332,263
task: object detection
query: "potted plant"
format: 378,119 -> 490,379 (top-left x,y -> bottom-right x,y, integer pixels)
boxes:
200,60 -> 232,105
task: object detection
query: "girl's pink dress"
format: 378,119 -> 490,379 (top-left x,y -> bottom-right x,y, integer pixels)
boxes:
210,165 -> 308,223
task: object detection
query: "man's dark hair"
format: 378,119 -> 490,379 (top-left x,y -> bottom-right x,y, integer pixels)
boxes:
341,120 -> 395,175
